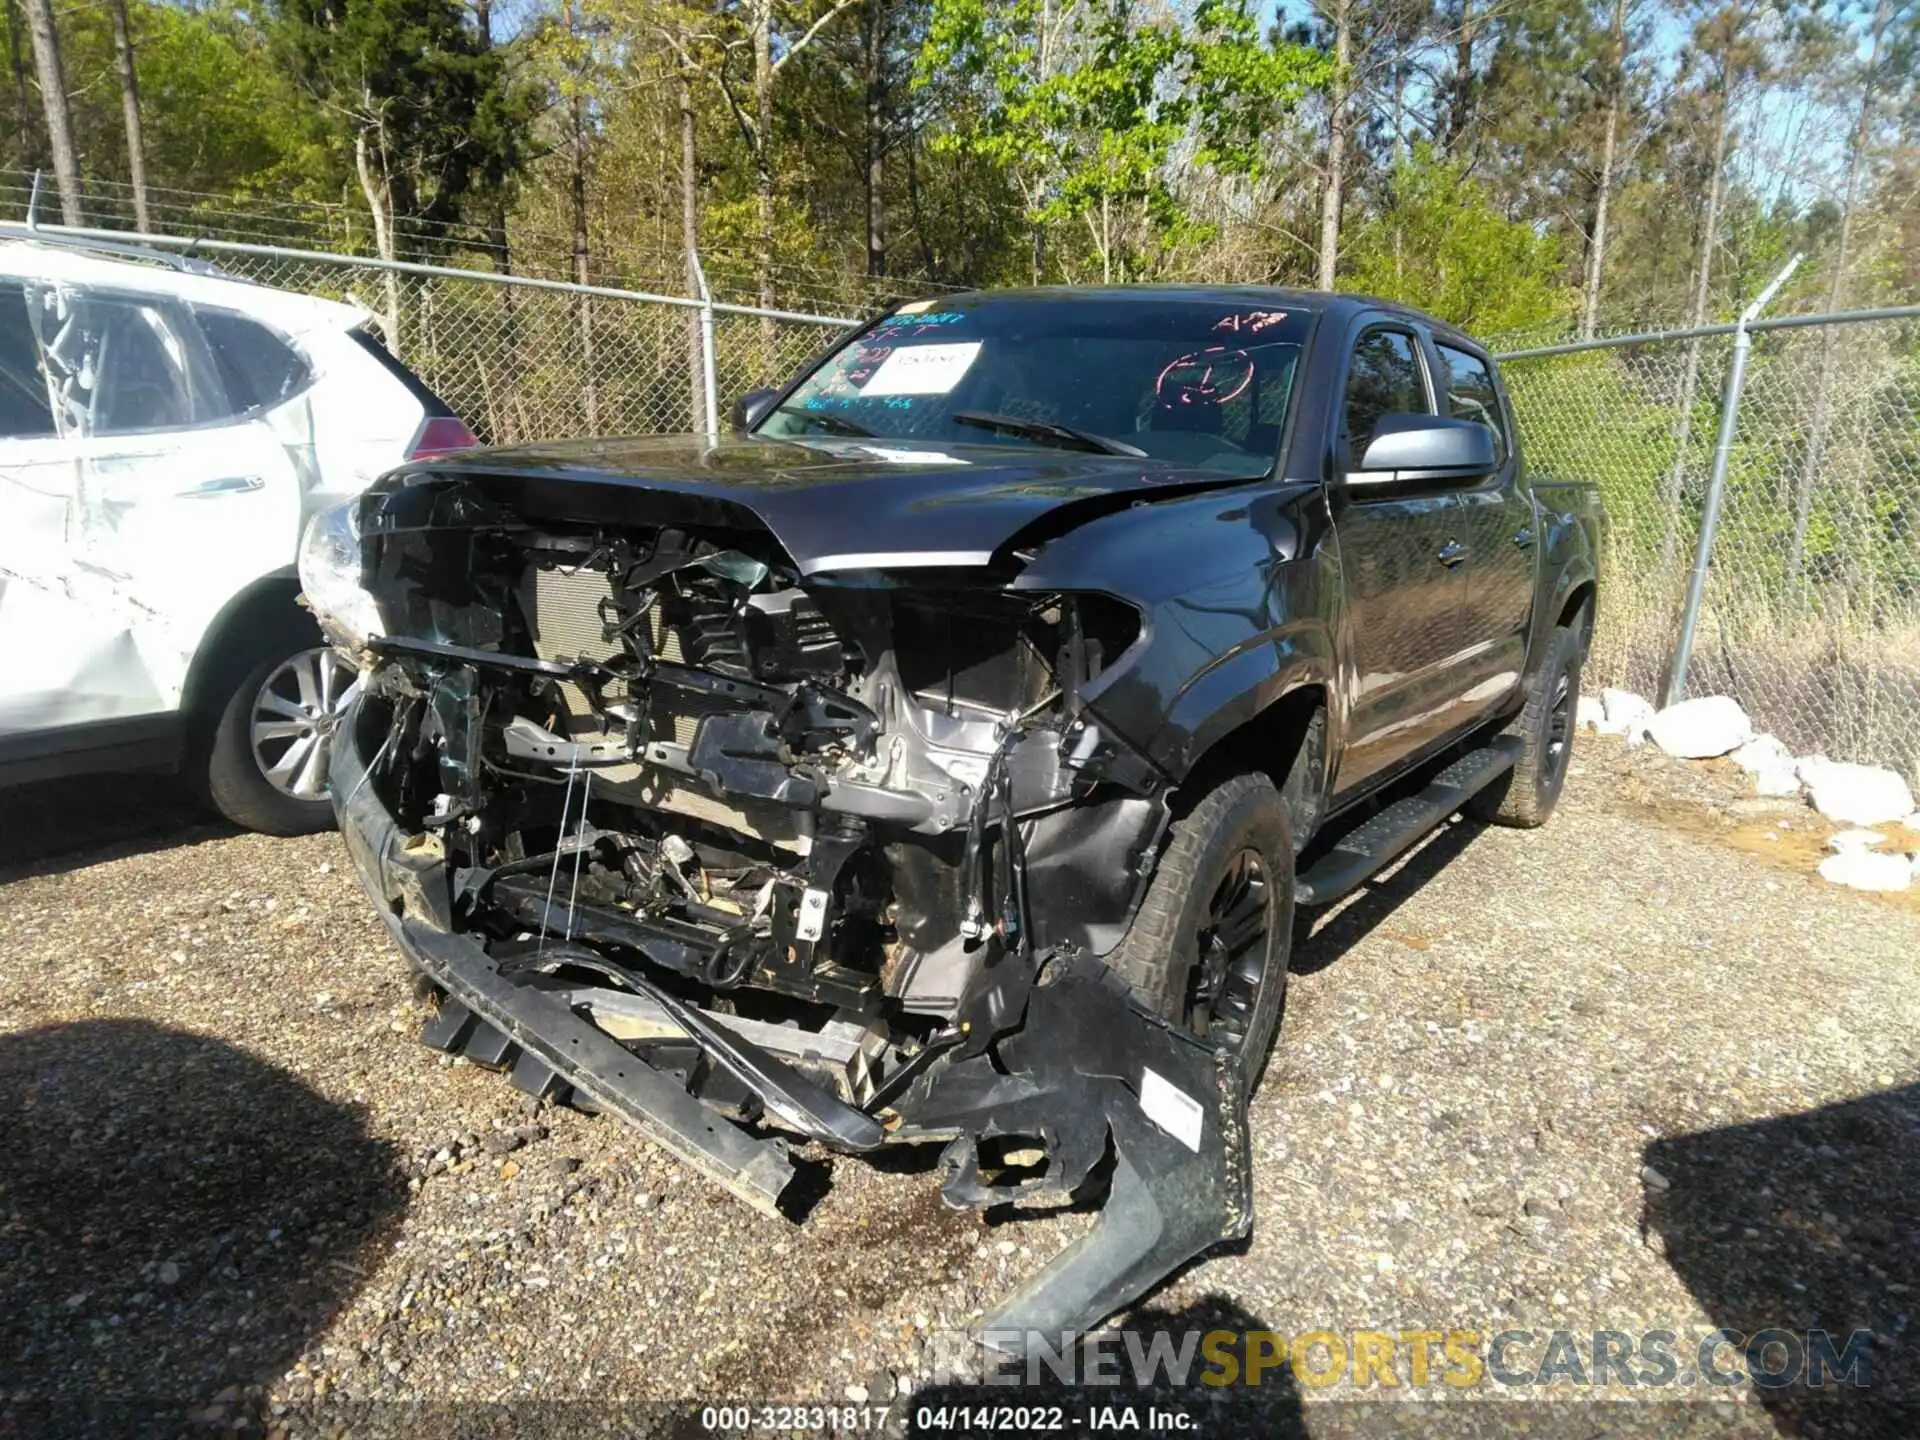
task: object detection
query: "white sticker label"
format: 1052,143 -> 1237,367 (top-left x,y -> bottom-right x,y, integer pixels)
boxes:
852,446 -> 970,466
1138,1067 -> 1205,1153
860,342 -> 981,396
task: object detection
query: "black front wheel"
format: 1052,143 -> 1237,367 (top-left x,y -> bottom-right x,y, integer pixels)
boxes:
1105,772 -> 1294,1089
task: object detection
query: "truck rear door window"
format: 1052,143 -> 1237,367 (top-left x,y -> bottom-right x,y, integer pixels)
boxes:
1437,343 -> 1508,465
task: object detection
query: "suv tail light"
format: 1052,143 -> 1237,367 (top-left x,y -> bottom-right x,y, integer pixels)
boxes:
407,416 -> 479,460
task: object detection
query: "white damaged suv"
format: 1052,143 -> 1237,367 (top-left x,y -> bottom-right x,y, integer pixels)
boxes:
0,234 -> 475,833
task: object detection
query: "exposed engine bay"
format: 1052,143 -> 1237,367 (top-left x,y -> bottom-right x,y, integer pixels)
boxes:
327,469 -> 1254,1345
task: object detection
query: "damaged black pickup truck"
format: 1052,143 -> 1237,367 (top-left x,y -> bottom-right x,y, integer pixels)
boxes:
302,287 -> 1602,1343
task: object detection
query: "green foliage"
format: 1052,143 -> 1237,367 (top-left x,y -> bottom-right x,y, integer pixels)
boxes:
915,0 -> 1329,279
133,4 -> 329,197
269,0 -> 535,245
1340,148 -> 1574,333
1,0 -> 325,199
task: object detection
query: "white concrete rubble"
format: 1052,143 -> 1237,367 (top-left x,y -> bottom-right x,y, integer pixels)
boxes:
1818,850 -> 1914,892
1828,829 -> 1885,853
1598,689 -> 1656,744
1647,696 -> 1754,759
1797,757 -> 1917,828
1730,734 -> 1792,774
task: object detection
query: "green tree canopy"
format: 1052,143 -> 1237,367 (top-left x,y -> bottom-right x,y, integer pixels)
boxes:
1340,147 -> 1573,333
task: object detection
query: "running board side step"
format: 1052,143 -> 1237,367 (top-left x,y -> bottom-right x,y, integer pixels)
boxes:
1295,736 -> 1524,907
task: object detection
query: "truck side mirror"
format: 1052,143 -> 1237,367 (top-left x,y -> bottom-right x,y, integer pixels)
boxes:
1350,413 -> 1495,484
731,388 -> 779,433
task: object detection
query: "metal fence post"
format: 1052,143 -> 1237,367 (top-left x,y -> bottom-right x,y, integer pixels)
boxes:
1663,253 -> 1802,707
690,248 -> 720,444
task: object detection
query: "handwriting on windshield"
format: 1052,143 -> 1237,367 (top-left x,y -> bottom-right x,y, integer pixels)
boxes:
1156,346 -> 1254,406
1213,310 -> 1288,333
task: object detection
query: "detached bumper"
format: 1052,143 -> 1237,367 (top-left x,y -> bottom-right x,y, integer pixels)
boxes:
329,709 -> 800,1218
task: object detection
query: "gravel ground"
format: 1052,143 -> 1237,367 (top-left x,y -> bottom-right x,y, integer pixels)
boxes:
2,737 -> 1916,1438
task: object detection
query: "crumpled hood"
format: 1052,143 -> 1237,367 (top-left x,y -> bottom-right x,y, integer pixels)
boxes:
393,432 -> 1257,575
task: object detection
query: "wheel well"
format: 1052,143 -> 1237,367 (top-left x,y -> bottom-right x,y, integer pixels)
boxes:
1172,685 -> 1327,845
179,574 -> 319,733
1558,581 -> 1596,656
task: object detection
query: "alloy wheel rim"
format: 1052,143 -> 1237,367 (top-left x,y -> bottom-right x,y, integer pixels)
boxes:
250,647 -> 362,800
1188,847 -> 1273,1053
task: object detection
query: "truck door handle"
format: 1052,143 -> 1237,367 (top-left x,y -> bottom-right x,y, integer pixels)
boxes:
1436,539 -> 1467,568
1514,526 -> 1535,548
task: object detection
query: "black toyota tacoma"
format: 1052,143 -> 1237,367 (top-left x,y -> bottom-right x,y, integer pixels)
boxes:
305,287 -> 1602,1344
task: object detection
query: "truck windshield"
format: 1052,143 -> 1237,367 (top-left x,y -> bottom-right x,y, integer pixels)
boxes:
756,297 -> 1309,476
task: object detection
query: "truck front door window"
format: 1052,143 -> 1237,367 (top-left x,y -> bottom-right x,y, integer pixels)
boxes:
1342,329 -> 1427,460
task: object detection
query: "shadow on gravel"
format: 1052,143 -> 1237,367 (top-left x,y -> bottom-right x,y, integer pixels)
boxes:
905,1295 -> 1305,1438
1644,1084 -> 1920,1437
0,1018 -> 406,1435
1291,813 -> 1487,978
0,771 -> 237,878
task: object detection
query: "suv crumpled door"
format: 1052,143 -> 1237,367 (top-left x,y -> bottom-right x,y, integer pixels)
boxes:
0,279 -> 302,735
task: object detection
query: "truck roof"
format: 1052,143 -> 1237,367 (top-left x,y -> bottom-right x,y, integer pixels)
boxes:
923,284 -> 1490,351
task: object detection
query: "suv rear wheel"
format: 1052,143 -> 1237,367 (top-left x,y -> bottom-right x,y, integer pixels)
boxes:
204,641 -> 359,835
1105,772 -> 1294,1088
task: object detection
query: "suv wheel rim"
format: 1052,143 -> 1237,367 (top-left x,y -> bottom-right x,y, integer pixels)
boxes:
251,647 -> 361,800
1189,847 -> 1272,1052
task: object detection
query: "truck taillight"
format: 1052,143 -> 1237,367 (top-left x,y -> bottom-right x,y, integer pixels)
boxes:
408,416 -> 478,460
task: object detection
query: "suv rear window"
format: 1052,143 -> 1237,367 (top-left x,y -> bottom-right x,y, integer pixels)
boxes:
348,327 -> 454,418
195,308 -> 313,415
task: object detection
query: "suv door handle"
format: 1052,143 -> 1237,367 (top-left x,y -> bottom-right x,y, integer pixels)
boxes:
1514,526 -> 1535,549
1436,539 -> 1467,568
177,475 -> 265,498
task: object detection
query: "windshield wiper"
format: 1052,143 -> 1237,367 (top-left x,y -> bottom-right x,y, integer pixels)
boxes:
952,410 -> 1146,458
774,404 -> 875,438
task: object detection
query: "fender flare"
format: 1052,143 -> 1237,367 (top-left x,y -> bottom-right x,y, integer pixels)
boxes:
1532,555 -> 1597,677
1150,619 -> 1338,779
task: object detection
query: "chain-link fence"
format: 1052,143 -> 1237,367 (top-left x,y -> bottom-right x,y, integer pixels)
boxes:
1500,312 -> 1920,785
0,221 -> 859,443
6,208 -> 1917,784
161,243 -> 855,444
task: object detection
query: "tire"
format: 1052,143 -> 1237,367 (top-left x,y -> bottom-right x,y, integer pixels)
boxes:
1466,624 -> 1583,829
204,641 -> 361,836
1105,772 -> 1294,1089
